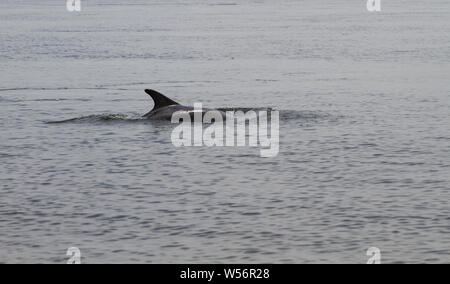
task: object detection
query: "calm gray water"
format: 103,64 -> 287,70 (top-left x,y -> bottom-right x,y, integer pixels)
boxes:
0,0 -> 449,263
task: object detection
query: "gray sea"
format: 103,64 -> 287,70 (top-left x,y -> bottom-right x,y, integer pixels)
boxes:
0,0 -> 449,263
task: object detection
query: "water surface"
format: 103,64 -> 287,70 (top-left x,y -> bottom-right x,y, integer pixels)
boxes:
0,0 -> 449,263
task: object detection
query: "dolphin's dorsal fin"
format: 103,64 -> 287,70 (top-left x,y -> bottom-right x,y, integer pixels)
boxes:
145,89 -> 179,110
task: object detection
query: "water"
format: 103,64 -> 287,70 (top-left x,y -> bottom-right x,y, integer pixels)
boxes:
0,0 -> 449,263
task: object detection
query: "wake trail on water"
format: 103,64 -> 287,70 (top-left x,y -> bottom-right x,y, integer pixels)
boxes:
45,109 -> 334,124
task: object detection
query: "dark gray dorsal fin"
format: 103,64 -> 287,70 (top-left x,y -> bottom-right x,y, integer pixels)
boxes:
145,89 -> 179,110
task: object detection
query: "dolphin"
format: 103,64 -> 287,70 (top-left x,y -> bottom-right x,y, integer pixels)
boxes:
143,89 -> 225,120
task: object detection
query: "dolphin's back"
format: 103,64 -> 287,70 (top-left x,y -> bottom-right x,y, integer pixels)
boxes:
142,89 -> 225,120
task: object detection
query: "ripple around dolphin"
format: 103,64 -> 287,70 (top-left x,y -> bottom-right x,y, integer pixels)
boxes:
45,110 -> 335,124
45,114 -> 143,124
